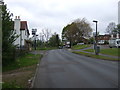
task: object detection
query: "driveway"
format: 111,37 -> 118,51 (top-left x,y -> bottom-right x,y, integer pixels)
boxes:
33,49 -> 118,88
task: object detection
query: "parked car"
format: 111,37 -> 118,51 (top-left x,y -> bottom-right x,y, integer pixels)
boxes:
109,38 -> 120,48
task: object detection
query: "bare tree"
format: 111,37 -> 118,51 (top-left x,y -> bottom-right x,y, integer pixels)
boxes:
105,22 -> 116,34
42,28 -> 51,42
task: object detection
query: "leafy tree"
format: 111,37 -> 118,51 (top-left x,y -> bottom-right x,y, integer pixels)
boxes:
48,33 -> 60,47
62,18 -> 92,46
2,3 -> 17,66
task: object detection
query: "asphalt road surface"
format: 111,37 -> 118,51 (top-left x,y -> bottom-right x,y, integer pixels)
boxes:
33,49 -> 118,88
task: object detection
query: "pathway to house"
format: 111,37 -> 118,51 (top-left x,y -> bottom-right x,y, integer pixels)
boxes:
70,45 -> 119,59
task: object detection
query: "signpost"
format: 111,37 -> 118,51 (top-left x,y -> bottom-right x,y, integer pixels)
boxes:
32,29 -> 37,50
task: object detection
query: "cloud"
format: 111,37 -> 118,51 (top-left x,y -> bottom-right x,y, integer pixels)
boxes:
5,0 -> 119,38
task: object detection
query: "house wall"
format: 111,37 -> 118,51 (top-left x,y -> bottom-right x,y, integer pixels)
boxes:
21,29 -> 29,46
14,18 -> 20,47
14,17 -> 29,47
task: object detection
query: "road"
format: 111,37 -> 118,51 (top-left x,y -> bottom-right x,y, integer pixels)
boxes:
33,49 -> 118,88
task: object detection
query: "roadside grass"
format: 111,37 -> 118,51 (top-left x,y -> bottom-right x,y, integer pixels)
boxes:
3,65 -> 37,88
72,44 -> 91,50
3,53 -> 42,72
84,48 -> 119,56
72,51 -> 119,61
3,53 -> 42,88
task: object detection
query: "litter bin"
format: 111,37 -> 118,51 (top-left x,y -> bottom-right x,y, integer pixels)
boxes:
95,46 -> 100,55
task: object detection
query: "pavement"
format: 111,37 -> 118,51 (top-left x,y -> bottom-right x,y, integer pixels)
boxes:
33,49 -> 118,88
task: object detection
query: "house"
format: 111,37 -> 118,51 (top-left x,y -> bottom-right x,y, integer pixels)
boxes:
97,34 -> 120,44
14,16 -> 30,49
97,34 -> 111,44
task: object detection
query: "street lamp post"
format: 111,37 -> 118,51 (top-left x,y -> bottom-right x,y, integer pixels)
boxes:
93,20 -> 100,55
93,20 -> 98,44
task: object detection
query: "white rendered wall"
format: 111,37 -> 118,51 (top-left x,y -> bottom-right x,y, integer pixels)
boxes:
21,30 -> 29,46
14,18 -> 20,47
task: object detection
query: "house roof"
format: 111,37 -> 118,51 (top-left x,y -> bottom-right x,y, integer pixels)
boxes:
20,21 -> 30,35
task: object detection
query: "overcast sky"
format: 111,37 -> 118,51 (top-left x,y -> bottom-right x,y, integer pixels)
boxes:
5,0 -> 119,38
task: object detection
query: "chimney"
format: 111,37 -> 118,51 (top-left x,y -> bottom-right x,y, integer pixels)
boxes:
111,34 -> 113,39
116,33 -> 119,39
18,16 -> 20,19
15,16 -> 17,19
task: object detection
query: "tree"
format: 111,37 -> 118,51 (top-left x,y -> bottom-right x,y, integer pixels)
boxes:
105,22 -> 116,34
62,18 -> 92,45
2,3 -> 17,66
112,24 -> 120,34
48,33 -> 60,47
42,28 -> 51,42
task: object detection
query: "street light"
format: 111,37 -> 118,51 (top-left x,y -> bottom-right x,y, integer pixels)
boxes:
93,20 -> 100,55
93,20 -> 98,44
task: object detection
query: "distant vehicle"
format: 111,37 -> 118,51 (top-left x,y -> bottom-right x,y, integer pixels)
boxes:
59,46 -> 63,49
77,43 -> 84,45
66,41 -> 71,48
109,39 -> 120,48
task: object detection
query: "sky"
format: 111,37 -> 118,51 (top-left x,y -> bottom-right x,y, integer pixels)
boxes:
5,0 -> 119,38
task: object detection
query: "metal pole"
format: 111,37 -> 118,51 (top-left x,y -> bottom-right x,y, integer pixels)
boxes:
93,20 -> 98,55
96,22 -> 98,45
34,35 -> 37,50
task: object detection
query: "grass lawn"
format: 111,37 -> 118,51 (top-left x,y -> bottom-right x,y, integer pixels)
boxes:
3,53 -> 42,88
3,53 -> 42,72
84,48 -> 119,56
72,44 -> 91,50
72,51 -> 118,61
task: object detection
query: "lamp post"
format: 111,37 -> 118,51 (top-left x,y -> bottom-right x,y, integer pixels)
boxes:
93,20 -> 99,55
93,20 -> 98,44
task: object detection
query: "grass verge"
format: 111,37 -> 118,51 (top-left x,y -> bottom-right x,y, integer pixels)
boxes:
72,51 -> 119,61
3,53 -> 42,72
84,48 -> 119,56
72,44 -> 91,50
2,53 -> 42,88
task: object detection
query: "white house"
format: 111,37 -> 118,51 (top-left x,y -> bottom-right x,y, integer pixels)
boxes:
14,16 -> 30,48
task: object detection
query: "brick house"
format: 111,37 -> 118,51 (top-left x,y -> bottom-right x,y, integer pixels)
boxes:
97,34 -> 120,44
